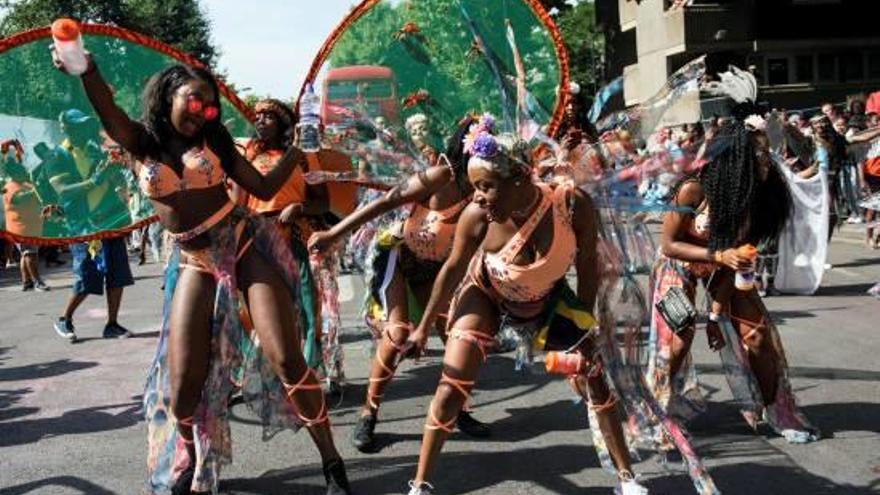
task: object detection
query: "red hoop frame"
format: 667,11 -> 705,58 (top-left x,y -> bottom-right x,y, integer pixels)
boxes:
0,24 -> 254,246
297,0 -> 570,136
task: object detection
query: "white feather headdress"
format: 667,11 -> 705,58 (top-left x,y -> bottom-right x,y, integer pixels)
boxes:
702,65 -> 757,104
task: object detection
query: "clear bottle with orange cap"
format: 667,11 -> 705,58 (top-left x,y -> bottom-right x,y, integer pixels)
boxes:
52,18 -> 89,76
734,244 -> 758,291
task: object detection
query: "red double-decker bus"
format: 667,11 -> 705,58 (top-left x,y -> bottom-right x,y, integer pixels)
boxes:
321,65 -> 399,126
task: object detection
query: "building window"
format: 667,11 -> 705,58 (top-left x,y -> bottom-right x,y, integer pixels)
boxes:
836,51 -> 864,82
767,58 -> 789,85
795,55 -> 814,83
869,52 -> 880,80
818,53 -> 835,82
747,55 -> 765,85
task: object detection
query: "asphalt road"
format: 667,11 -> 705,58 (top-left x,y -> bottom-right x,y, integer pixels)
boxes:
1,226 -> 878,495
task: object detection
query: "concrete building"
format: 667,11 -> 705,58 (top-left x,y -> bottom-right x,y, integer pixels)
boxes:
596,0 -> 880,114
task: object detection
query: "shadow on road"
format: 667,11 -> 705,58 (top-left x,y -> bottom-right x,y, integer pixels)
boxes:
223,445 -> 611,495
0,398 -> 141,447
0,358 -> 98,382
0,476 -> 116,495
830,257 -> 880,269
814,283 -> 875,297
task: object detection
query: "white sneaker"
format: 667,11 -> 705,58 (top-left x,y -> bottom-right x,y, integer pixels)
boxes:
407,481 -> 434,495
615,474 -> 649,495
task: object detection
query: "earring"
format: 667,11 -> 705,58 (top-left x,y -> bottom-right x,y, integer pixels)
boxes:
514,180 -> 521,186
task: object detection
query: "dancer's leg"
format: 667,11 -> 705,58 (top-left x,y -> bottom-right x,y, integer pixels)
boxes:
238,248 -> 341,462
167,267 -> 215,467
412,283 -> 497,486
731,291 -> 779,405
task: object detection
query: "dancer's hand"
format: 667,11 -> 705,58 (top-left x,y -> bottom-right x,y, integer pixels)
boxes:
707,320 -> 725,351
50,45 -> 93,75
397,326 -> 428,365
308,231 -> 336,254
718,248 -> 753,271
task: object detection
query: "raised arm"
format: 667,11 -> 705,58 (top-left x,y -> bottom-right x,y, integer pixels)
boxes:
847,126 -> 880,144
75,57 -> 151,157
307,165 -> 452,252
205,123 -> 305,201
399,203 -> 488,361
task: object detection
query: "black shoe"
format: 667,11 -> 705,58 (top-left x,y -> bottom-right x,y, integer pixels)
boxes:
53,318 -> 77,342
103,322 -> 133,339
171,466 -> 195,495
457,410 -> 491,438
352,414 -> 377,453
34,280 -> 50,291
22,281 -> 34,291
323,458 -> 352,495
228,389 -> 245,407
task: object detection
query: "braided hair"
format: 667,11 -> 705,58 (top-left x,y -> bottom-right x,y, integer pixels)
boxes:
444,115 -> 476,192
698,122 -> 792,251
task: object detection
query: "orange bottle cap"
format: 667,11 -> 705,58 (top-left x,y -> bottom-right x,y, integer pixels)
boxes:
545,352 -> 559,373
51,18 -> 81,41
737,244 -> 757,259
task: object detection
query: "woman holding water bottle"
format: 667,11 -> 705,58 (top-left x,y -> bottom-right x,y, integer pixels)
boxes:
50,19 -> 352,495
648,104 -> 820,445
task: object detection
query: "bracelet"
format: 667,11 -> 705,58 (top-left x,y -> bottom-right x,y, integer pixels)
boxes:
708,312 -> 720,322
714,250 -> 723,265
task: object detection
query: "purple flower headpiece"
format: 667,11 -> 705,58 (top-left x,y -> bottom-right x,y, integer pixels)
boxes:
463,113 -> 499,159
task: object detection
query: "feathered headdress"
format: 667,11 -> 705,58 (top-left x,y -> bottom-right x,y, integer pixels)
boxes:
702,65 -> 765,129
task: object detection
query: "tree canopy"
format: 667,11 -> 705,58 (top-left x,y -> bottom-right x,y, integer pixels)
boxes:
0,0 -> 218,67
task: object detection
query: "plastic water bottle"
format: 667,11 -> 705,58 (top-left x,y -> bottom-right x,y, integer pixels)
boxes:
52,18 -> 89,76
734,244 -> 758,291
544,351 -> 585,376
298,83 -> 321,152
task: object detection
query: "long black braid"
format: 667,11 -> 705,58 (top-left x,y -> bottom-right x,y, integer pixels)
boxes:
444,115 -> 476,193
698,123 -> 792,251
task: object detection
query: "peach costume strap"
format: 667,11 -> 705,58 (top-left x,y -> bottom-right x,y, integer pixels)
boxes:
496,186 -> 553,264
168,201 -> 236,244
178,211 -> 253,274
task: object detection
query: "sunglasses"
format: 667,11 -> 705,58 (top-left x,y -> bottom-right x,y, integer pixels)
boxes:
186,94 -> 219,121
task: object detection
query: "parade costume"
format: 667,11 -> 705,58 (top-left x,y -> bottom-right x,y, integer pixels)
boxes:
437,182 -> 719,494
648,198 -> 819,444
365,194 -> 469,333
141,145 -> 321,494
244,139 -> 324,374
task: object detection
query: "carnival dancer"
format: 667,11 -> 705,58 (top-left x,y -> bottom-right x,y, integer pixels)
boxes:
309,116 -> 491,453
53,51 -> 351,494
399,120 -> 719,495
235,98 -> 349,392
648,69 -> 819,446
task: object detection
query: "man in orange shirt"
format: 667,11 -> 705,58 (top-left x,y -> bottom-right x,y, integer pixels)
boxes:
1,139 -> 49,291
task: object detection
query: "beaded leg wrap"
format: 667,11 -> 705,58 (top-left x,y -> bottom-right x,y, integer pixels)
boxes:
423,327 -> 491,432
177,415 -> 195,445
447,328 -> 495,363
425,373 -> 475,433
283,368 -> 329,427
589,393 -> 619,414
367,321 -> 411,410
